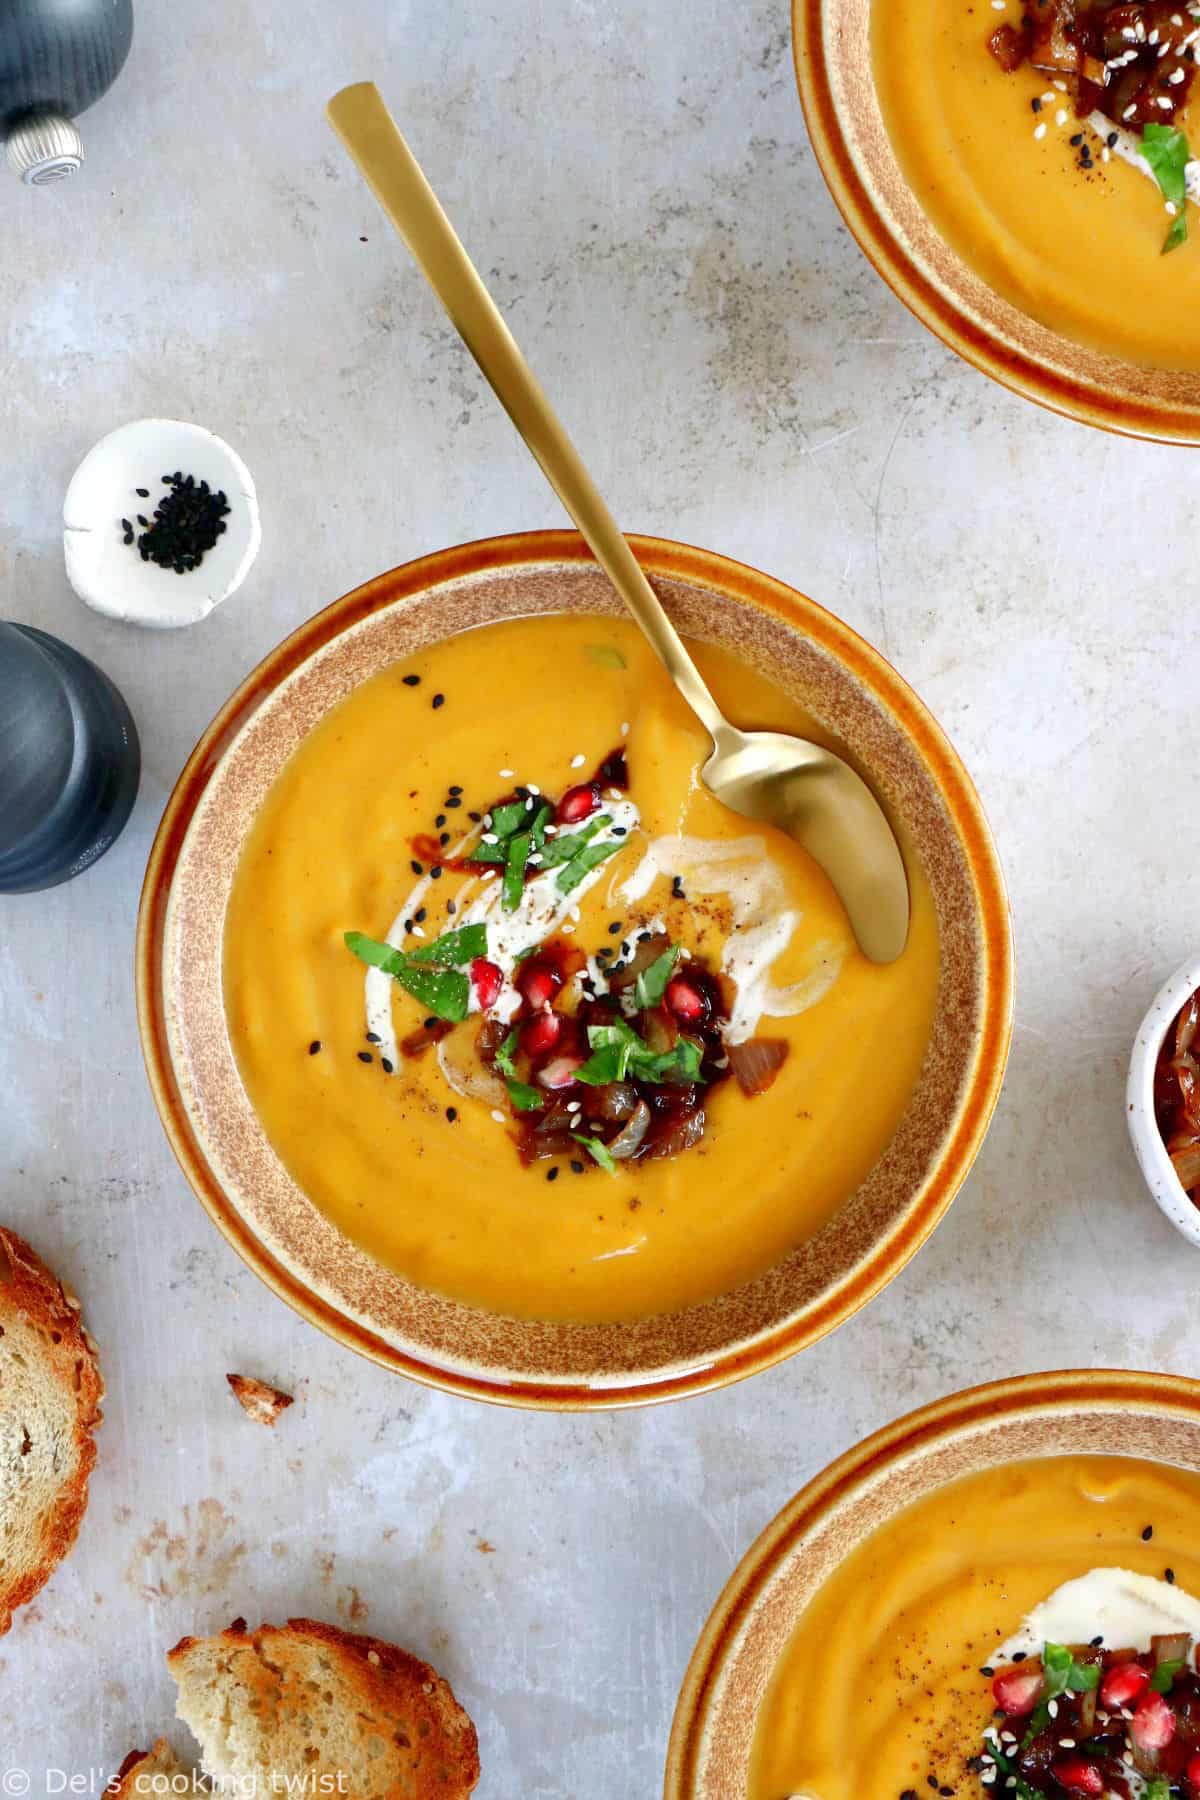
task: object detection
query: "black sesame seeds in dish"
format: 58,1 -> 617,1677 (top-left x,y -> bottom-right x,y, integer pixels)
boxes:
120,471 -> 231,573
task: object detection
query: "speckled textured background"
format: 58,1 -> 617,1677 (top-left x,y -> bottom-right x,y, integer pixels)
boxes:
0,1 -> 1196,1793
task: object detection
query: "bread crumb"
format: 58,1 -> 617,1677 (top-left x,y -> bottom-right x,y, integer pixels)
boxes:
225,1373 -> 294,1427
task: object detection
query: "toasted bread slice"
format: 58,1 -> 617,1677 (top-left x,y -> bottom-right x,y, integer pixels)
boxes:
105,1740 -> 190,1795
0,1226 -> 103,1635
168,1616 -> 480,1797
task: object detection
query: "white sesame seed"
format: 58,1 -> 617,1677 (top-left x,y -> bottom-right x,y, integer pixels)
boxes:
1167,199 -> 1179,214
1056,108 -> 1068,125
1124,1753 -> 1135,1767
1054,76 -> 1068,88
570,753 -> 586,768
498,768 -> 514,778
482,868 -> 497,881
1059,1741 -> 1076,1750
491,1109 -> 506,1124
1123,24 -> 1137,36
1173,12 -> 1184,23
543,823 -> 558,835
1157,93 -> 1175,105
412,925 -> 426,938
528,783 -> 540,795
481,832 -> 498,844
1034,120 -> 1048,137
1102,146 -> 1111,159
1124,102 -> 1138,117
1042,89 -> 1056,100
981,1777 -> 996,1788
1150,26 -> 1160,40
569,906 -> 581,921
1170,65 -> 1187,79
620,721 -> 630,735
1048,1700 -> 1059,1718
561,923 -> 575,934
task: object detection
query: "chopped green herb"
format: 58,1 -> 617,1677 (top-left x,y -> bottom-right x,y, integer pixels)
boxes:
556,836 -> 623,894
463,840 -> 505,865
1145,1781 -> 1171,1800
502,829 -> 531,911
634,944 -> 679,1009
505,1077 -> 544,1112
1151,1658 -> 1185,1694
407,923 -> 487,965
495,1026 -> 521,1080
986,1739 -> 1039,1800
575,1019 -> 704,1088
585,644 -> 627,670
490,800 -> 529,839
1142,122 -> 1191,252
636,1036 -> 703,1085
343,930 -> 469,1022
572,1132 -> 617,1173
529,802 -> 554,853
537,814 -> 611,868
1042,1642 -> 1099,1699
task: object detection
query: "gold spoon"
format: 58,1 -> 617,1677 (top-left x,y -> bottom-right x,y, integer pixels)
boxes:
326,82 -> 910,962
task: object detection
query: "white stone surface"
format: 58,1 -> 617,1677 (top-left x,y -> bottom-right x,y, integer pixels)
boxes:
1,0 -> 1198,1794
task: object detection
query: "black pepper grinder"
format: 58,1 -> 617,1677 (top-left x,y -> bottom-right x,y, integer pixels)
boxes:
1,0 -> 134,185
0,622 -> 140,892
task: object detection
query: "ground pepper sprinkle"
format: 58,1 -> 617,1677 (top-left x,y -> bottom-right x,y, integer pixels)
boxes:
121,471 -> 231,573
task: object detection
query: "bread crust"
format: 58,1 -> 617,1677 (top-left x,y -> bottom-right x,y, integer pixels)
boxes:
104,1740 -> 187,1795
0,1226 -> 104,1635
168,1615 -> 480,1795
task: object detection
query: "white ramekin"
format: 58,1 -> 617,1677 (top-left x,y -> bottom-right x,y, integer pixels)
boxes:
1127,955 -> 1200,1250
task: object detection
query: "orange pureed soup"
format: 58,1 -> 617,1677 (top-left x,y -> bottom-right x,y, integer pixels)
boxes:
222,615 -> 939,1324
873,0 -> 1200,367
750,1454 -> 1200,1800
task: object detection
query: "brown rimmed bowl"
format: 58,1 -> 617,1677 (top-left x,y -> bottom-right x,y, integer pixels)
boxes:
665,1368 -> 1200,1797
136,530 -> 1012,1410
791,0 -> 1200,441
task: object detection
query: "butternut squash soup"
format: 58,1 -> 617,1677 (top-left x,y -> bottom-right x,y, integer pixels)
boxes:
222,614 -> 939,1324
873,0 -> 1200,367
750,1454 -> 1200,1800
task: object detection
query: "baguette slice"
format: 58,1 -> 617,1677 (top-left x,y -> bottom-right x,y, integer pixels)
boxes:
105,1740 -> 191,1795
168,1616 -> 480,1797
0,1226 -> 104,1635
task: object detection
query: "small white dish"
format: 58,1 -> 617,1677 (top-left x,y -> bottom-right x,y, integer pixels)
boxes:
1127,953 -> 1200,1249
63,419 -> 261,628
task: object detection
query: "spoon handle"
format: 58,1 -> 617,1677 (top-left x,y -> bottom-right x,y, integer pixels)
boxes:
326,81 -> 730,744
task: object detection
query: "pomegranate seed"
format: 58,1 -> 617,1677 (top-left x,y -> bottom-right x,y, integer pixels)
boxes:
521,1011 -> 562,1056
556,783 -> 599,824
1051,1757 -> 1103,1797
517,961 -> 562,1010
1100,1662 -> 1151,1709
664,975 -> 707,1023
1131,1690 -> 1176,1752
991,1667 -> 1044,1716
537,1054 -> 582,1090
1185,1752 -> 1200,1793
470,958 -> 502,1010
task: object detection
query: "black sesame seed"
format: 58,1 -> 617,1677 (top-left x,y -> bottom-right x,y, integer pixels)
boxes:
381,1057 -> 394,1074
546,1166 -> 559,1182
940,1787 -> 954,1796
120,518 -> 132,532
414,907 -> 427,923
135,487 -> 149,498
608,921 -> 622,935
1107,130 -> 1119,146
136,514 -> 149,527
402,674 -> 421,687
308,1040 -> 322,1055
448,785 -> 463,796
1070,132 -> 1083,145
403,918 -> 413,934
1166,1567 -> 1176,1584
1090,1635 -> 1104,1647
365,1031 -> 381,1044
1012,1651 -> 1027,1662
424,1016 -> 438,1030
1143,1525 -> 1154,1541
468,810 -> 482,822
440,832 -> 450,846
432,692 -> 445,709
430,865 -> 443,880
612,825 -> 627,836
357,1051 -> 374,1064
902,1791 -> 919,1800
446,1106 -> 458,1122
435,814 -> 447,828
411,860 -> 424,875
515,786 -> 529,799
445,796 -> 462,808
928,1778 -> 940,1792
672,875 -> 685,898
446,899 -> 457,915
980,1666 -> 995,1677
570,1159 -> 585,1173
1031,95 -> 1043,111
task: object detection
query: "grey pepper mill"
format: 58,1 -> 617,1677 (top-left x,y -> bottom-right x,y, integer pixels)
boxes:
1,0 -> 134,185
0,622 -> 140,892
